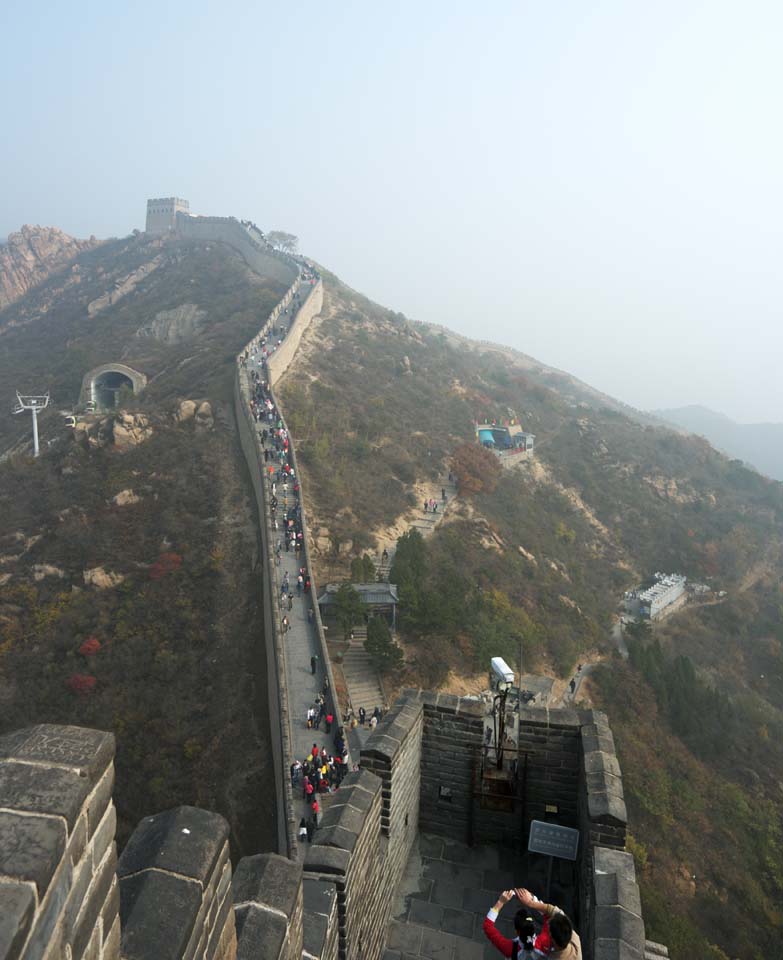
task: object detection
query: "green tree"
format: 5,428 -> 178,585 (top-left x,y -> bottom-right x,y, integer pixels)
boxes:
267,231 -> 299,254
389,529 -> 429,631
334,584 -> 363,639
364,617 -> 404,673
350,554 -> 377,582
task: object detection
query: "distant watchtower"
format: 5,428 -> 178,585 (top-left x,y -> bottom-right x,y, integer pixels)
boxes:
145,197 -> 189,235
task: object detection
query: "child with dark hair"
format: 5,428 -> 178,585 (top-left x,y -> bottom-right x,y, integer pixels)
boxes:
484,888 -> 578,958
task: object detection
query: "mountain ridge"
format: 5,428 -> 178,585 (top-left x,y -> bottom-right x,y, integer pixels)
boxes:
0,224 -> 100,311
654,403 -> 783,482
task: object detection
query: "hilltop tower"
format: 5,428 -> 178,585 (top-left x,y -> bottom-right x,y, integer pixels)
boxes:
145,197 -> 189,234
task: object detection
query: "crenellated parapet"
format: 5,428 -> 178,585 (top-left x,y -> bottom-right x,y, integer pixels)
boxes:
0,691 -> 648,960
0,724 -> 118,960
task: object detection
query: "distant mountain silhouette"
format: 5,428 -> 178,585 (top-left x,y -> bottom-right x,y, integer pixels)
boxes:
654,404 -> 783,481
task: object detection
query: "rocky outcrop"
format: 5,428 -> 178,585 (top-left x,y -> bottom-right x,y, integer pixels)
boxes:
86,256 -> 162,317
83,566 -> 125,589
112,488 -> 141,506
136,302 -> 206,343
176,399 -> 198,422
195,400 -> 214,431
31,564 -> 66,581
111,413 -> 153,451
0,225 -> 99,310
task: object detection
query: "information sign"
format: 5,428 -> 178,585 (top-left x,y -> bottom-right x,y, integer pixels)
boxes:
528,820 -> 579,861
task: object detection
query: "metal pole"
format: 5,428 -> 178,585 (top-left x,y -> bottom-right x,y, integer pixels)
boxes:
31,408 -> 39,457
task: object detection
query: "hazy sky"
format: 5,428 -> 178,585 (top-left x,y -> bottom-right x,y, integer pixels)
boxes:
3,1 -> 782,422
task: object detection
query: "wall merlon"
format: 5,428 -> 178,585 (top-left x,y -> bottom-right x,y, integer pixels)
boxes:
0,725 -> 115,787
583,750 -> 622,779
304,846 -> 351,876
117,807 -> 229,887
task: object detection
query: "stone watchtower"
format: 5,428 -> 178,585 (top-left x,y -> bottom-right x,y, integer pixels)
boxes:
145,197 -> 189,235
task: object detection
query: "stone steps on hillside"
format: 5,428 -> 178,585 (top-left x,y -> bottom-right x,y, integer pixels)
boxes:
341,623 -> 385,710
384,919 -> 483,960
376,476 -> 457,580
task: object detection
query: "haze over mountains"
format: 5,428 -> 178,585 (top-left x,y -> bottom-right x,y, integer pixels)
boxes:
655,404 -> 783,482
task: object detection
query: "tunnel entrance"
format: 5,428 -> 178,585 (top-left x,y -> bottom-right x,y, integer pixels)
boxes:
94,371 -> 134,411
80,363 -> 147,412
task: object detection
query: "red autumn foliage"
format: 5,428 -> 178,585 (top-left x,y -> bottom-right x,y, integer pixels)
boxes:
451,443 -> 502,496
149,552 -> 183,580
66,674 -> 97,695
79,636 -> 101,656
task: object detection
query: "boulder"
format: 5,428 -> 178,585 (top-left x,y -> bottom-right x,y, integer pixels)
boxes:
112,413 -> 153,451
112,489 -> 141,507
31,564 -> 65,582
176,400 -> 197,422
195,400 -> 214,431
83,567 -> 125,589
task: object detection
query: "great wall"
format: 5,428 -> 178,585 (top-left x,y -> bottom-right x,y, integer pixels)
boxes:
0,209 -> 661,960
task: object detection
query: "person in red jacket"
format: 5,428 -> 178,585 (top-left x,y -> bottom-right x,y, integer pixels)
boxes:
483,890 -> 553,958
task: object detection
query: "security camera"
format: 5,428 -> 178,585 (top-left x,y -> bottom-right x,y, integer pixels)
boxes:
490,657 -> 515,691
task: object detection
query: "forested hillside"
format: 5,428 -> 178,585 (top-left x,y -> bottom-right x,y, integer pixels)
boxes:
281,272 -> 783,960
0,235 -> 292,856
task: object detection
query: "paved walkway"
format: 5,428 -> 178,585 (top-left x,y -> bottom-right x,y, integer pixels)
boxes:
385,832 -> 573,960
243,276 -> 345,839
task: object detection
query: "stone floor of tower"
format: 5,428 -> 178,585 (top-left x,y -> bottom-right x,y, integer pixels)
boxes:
383,833 -> 577,960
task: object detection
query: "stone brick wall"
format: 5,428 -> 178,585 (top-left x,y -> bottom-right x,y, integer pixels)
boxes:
175,214 -> 296,286
0,723 -> 119,960
117,806 -> 235,960
360,694 -> 424,906
265,281 -> 324,387
304,769 -> 388,960
589,848 -> 646,960
578,713 -> 627,851
303,877 -> 339,960
413,691 -> 485,844
232,853 -> 302,960
234,368 -> 298,856
0,697 -> 647,960
233,275 -> 334,857
517,707 -> 582,832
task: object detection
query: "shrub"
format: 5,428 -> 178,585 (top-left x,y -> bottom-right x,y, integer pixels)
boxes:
451,443 -> 502,496
66,674 -> 97,695
79,636 -> 101,656
364,617 -> 404,673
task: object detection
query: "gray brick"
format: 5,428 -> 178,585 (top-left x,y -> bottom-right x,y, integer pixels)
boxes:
120,870 -> 201,960
232,853 -> 301,917
89,804 -> 116,867
408,900 -> 444,928
235,904 -> 288,960
0,811 -> 66,897
85,766 -> 114,838
72,843 -> 116,960
0,762 -> 91,830
117,806 -> 229,886
19,860 -> 70,960
0,879 -> 36,960
0,726 -> 114,786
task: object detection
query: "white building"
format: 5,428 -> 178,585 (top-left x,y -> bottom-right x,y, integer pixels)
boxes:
638,573 -> 687,619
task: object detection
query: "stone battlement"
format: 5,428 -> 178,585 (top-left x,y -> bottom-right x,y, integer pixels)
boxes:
0,697 -> 645,960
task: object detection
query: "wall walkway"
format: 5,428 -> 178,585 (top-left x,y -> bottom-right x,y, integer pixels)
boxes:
233,272 -> 341,861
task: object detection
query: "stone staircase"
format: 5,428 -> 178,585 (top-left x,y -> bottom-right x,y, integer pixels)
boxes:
341,626 -> 386,713
346,474 -> 458,717
376,474 -> 458,580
